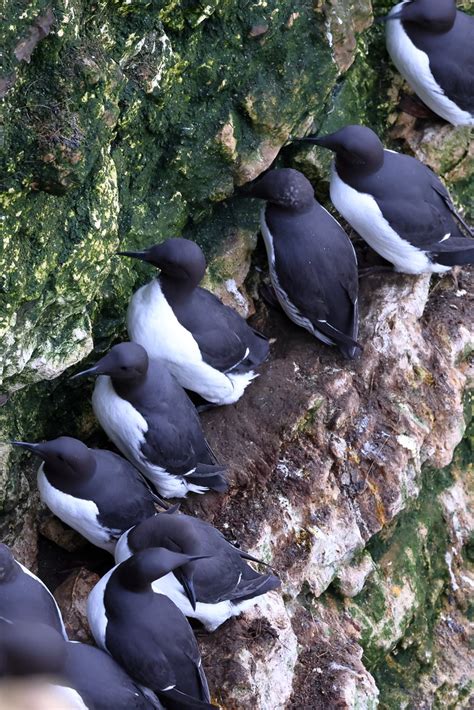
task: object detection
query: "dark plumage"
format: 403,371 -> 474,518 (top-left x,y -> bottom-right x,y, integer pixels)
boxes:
385,0 -> 474,125
115,506 -> 280,631
87,548 -> 216,710
73,342 -> 227,498
0,544 -> 67,638
300,125 -> 474,274
0,620 -> 163,709
245,168 -> 360,359
118,237 -> 269,406
12,437 -> 159,553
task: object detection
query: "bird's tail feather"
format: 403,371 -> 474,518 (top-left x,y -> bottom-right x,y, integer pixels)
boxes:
433,239 -> 474,267
186,464 -> 228,493
231,573 -> 281,603
159,687 -> 217,710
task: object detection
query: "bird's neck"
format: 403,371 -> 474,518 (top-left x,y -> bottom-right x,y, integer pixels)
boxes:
159,274 -> 196,305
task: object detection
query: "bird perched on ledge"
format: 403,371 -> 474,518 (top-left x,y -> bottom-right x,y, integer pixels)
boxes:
115,506 -> 281,632
243,167 -> 361,359
12,437 -> 159,553
298,125 -> 474,274
118,237 -> 269,406
73,342 -> 227,498
384,0 -> 474,126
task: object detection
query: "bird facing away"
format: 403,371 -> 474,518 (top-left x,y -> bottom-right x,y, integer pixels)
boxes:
0,619 -> 163,709
384,0 -> 474,126
73,342 -> 227,499
11,437 -> 159,554
0,543 -> 67,639
115,506 -> 281,632
299,125 -> 474,274
118,237 -> 269,406
244,167 -> 361,359
87,547 -> 217,710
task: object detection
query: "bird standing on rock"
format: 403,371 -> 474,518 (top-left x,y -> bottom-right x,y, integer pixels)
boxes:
115,506 -> 281,632
73,342 -> 227,498
88,547 -> 216,709
244,167 -> 361,359
0,543 -> 67,638
12,437 -> 159,554
384,0 -> 474,126
118,237 -> 269,406
298,125 -> 474,274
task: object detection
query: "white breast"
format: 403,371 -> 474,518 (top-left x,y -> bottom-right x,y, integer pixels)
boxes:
127,279 -> 251,405
113,539 -> 257,632
92,375 -> 148,464
18,561 -> 68,640
386,2 -> 473,126
87,566 -> 116,651
50,685 -> 89,709
37,464 -> 116,553
329,166 -> 450,275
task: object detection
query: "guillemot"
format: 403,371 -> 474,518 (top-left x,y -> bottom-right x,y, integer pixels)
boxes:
244,168 -> 361,358
118,237 -> 269,406
299,125 -> 474,274
0,543 -> 67,638
115,506 -> 280,632
73,342 -> 227,498
12,437 -> 159,554
384,0 -> 474,126
87,548 -> 216,709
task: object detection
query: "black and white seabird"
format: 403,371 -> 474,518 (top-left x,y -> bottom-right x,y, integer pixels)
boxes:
11,437 -> 159,554
299,125 -> 474,274
118,237 -> 269,405
73,342 -> 227,498
87,547 -> 216,709
384,0 -> 474,126
0,620 -> 163,709
244,168 -> 361,359
0,543 -> 67,638
115,506 -> 281,632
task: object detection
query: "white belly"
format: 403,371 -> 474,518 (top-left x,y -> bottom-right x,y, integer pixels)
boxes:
127,280 -> 254,405
51,685 -> 89,709
37,464 -> 116,553
87,566 -> 116,650
92,377 -> 211,498
329,166 -> 450,275
386,3 -> 473,126
114,536 -> 257,631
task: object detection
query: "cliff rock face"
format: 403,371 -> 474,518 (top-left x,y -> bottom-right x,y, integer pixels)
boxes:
1,1 -> 473,708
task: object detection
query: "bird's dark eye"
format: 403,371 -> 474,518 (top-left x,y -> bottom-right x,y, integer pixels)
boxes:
120,366 -> 128,371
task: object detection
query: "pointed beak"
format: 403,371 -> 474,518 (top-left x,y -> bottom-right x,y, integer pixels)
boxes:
291,134 -> 323,145
181,575 -> 197,611
117,250 -> 150,262
69,365 -> 100,381
10,441 -> 40,455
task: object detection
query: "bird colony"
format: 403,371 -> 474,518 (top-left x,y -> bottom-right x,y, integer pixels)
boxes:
2,1 -> 473,708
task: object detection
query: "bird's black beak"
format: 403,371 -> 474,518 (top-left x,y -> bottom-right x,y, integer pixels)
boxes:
117,250 -> 150,262
180,574 -> 197,611
10,441 -> 40,455
293,134 -> 335,149
69,365 -> 101,381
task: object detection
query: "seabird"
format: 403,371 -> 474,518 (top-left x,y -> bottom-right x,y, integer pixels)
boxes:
87,547 -> 216,709
244,168 -> 361,359
0,543 -> 67,638
115,506 -> 281,632
11,437 -> 159,554
384,0 -> 474,126
73,342 -> 227,498
298,125 -> 474,274
0,619 -> 163,709
118,237 -> 269,406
